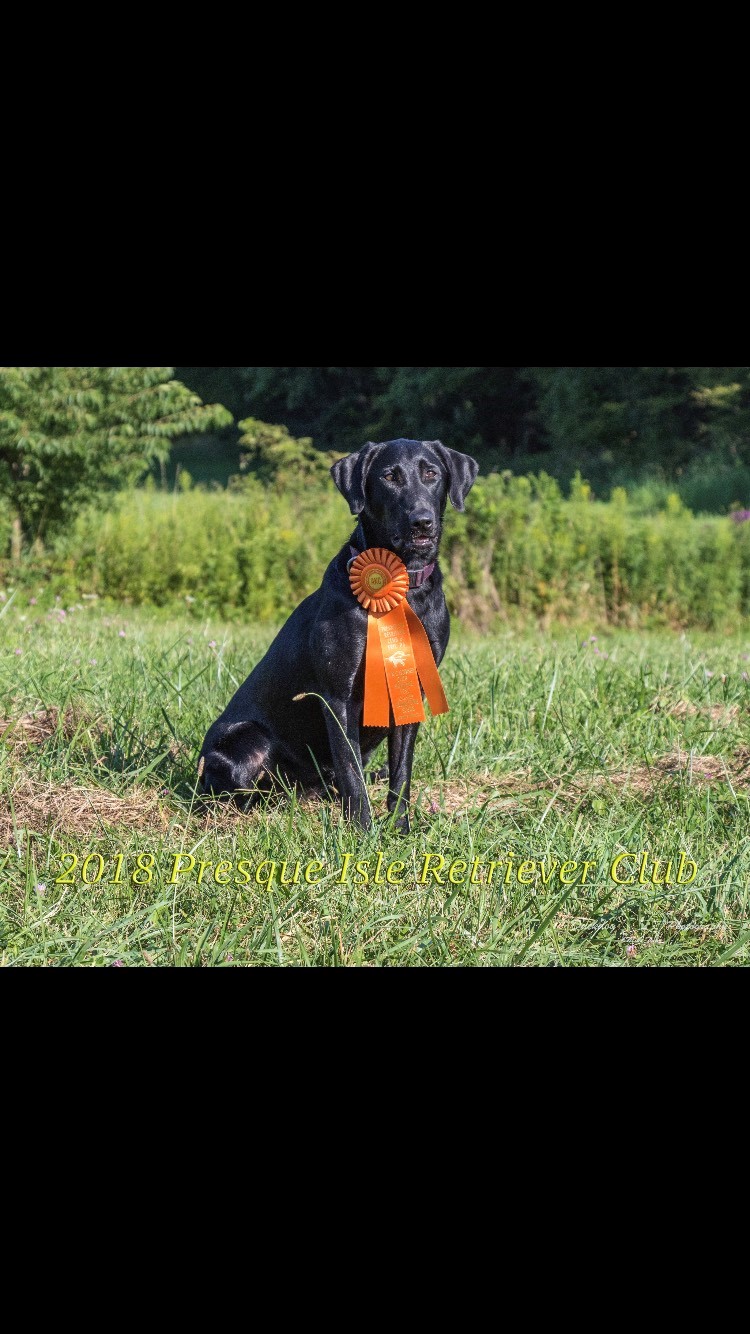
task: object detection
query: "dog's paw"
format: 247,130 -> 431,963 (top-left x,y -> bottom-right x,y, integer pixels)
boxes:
386,810 -> 411,835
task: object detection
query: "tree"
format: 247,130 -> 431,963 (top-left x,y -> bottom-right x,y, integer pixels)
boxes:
173,367 -> 750,499
233,418 -> 344,489
689,367 -> 750,460
365,366 -> 532,456
225,366 -> 531,454
0,366 -> 232,559
524,366 -> 750,477
235,367 -> 384,448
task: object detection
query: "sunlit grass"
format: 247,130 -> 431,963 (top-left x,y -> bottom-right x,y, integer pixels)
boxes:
2,601 -> 750,965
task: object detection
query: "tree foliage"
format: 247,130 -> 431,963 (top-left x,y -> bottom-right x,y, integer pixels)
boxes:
177,366 -> 750,490
524,366 -> 750,472
0,366 -> 232,553
233,418 -> 344,490
229,366 -> 530,456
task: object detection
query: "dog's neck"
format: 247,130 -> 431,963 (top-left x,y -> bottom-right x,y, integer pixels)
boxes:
349,521 -> 436,589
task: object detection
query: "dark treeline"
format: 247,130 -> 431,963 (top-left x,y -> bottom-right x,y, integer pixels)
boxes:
175,367 -> 750,502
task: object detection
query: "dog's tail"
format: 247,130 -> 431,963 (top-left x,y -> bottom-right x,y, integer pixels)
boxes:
199,721 -> 272,802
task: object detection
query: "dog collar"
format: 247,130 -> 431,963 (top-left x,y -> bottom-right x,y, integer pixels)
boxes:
348,540 -> 435,589
407,562 -> 436,588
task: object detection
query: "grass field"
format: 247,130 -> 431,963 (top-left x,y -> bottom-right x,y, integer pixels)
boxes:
3,595 -> 750,966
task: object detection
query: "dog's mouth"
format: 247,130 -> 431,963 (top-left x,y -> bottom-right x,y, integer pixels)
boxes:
384,528 -> 440,563
405,533 -> 439,562
379,525 -> 437,562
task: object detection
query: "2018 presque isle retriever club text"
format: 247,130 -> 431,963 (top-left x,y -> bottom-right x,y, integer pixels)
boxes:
54,850 -> 699,889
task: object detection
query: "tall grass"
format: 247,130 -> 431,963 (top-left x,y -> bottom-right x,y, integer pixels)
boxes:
4,471 -> 750,629
2,606 -> 750,966
443,474 -> 750,628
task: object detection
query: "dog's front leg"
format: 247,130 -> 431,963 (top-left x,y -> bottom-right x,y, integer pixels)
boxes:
387,723 -> 419,833
322,698 -> 372,829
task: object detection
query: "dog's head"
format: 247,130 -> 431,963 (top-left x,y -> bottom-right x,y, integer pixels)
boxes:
331,438 -> 479,566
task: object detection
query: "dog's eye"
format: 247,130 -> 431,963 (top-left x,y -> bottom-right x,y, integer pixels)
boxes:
423,468 -> 438,480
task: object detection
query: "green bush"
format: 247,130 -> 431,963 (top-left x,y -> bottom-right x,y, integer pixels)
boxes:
235,418 -> 344,488
441,471 -> 750,629
30,480 -> 352,619
5,469 -> 750,630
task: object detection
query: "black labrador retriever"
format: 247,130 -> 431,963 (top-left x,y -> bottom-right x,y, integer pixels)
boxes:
198,438 -> 479,829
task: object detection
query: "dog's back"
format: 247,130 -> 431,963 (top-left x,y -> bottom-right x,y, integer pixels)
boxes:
200,587 -> 340,796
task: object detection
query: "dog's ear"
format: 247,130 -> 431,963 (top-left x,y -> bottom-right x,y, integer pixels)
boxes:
429,442 -> 480,512
331,442 -> 383,516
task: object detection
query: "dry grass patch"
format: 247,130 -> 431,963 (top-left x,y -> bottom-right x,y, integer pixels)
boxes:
413,748 -> 750,816
575,747 -> 750,800
4,747 -> 750,847
650,695 -> 742,725
191,748 -> 750,825
415,772 -> 536,816
0,706 -> 99,751
669,701 -> 740,724
0,774 -> 170,842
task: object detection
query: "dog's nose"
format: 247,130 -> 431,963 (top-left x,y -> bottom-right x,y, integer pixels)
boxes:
410,513 -> 435,533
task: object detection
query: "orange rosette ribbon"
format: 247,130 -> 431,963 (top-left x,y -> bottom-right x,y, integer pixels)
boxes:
349,548 -> 449,728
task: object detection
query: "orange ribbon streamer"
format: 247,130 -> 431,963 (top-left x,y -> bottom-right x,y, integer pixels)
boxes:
349,549 -> 449,728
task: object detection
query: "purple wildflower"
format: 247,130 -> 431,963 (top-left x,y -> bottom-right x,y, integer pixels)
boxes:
730,509 -> 750,523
